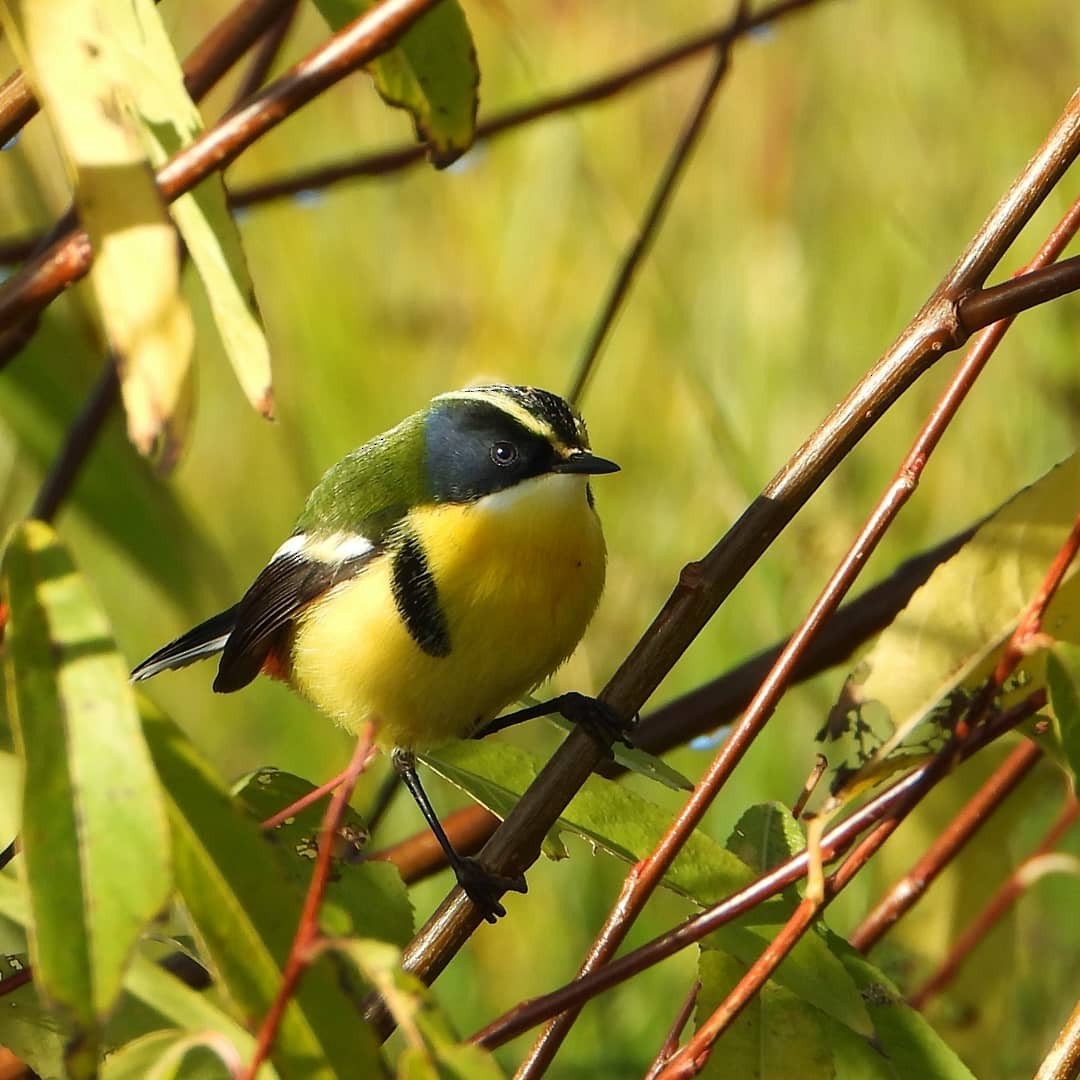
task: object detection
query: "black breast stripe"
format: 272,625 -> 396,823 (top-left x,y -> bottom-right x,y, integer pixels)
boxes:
391,530 -> 451,658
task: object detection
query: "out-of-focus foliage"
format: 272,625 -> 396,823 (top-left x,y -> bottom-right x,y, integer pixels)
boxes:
0,0 -> 1078,1076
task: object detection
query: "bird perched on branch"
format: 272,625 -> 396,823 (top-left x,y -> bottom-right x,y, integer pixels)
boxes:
133,384 -> 625,920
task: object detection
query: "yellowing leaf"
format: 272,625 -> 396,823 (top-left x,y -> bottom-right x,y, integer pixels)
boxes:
2,0 -> 194,460
106,0 -> 273,419
822,454 -> 1080,787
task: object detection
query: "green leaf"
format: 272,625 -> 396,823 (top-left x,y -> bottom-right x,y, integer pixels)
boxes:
313,0 -> 478,166
0,874 -> 277,1078
821,454 -> 1080,790
141,706 -> 382,1079
101,1030 -> 237,1080
1047,641 -> 1080,783
695,948 -> 872,1080
545,711 -> 693,790
2,0 -> 194,461
834,943 -> 977,1078
421,740 -> 750,901
235,768 -> 414,947
332,939 -> 504,1080
105,0 -> 273,421
718,802 -> 873,1038
0,954 -> 67,1080
1,521 -> 171,1068
726,801 -> 807,876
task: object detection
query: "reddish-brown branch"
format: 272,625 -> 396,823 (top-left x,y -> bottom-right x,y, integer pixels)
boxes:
515,181 -> 1080,1079
242,728 -> 376,1080
229,0 -> 824,209
667,503 -> 1080,1075
644,981 -> 701,1080
363,89 -> 1080,1046
469,693 -> 1043,1051
227,1 -> 302,110
849,740 -> 1043,953
1036,995 -> 1080,1080
0,70 -> 37,152
910,791 -> 1080,1011
0,0 -> 443,336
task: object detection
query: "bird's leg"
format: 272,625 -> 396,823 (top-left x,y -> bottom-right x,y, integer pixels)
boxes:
391,748 -> 526,923
471,691 -> 637,752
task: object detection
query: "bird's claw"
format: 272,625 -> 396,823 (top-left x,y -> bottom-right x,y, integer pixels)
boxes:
454,857 -> 527,923
558,692 -> 637,752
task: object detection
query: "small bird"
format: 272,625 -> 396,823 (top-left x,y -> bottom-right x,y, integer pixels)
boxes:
133,384 -> 623,919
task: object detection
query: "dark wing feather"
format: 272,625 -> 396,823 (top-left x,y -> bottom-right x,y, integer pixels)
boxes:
214,547 -> 377,693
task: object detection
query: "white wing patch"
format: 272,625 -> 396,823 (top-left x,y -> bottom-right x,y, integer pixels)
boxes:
271,532 -> 375,565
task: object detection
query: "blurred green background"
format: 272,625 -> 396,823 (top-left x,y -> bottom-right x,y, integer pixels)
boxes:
1,1 -> 1079,1074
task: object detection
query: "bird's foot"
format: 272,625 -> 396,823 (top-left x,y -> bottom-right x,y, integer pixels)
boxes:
453,857 -> 527,923
555,692 -> 637,753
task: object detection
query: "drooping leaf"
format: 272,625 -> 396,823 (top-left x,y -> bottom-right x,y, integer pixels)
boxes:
1047,641 -> 1080,783
1,521 -> 171,1071
2,0 -> 194,461
332,939 -> 504,1080
141,706 -> 382,1079
833,943 -> 977,1079
105,0 -> 273,419
420,739 -> 750,900
313,0 -> 478,166
821,454 -> 1080,792
235,767 -> 414,946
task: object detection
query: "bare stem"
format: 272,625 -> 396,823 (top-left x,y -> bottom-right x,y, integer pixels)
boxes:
1035,995 -> 1080,1080
242,729 -> 376,1080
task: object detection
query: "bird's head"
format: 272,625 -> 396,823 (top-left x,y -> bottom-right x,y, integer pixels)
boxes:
423,385 -> 619,504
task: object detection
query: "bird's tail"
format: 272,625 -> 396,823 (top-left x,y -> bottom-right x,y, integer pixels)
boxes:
131,605 -> 239,682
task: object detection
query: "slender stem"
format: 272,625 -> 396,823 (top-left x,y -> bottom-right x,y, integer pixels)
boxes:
567,32 -> 738,407
242,728 -> 376,1080
791,753 -> 828,820
910,792 -> 1080,1010
1035,995 -> 1080,1080
28,364 -> 119,523
643,981 -> 701,1080
259,766 -> 354,832
228,1 -> 301,110
848,740 -> 1043,953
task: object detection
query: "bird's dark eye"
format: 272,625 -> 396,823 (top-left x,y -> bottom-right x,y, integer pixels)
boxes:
490,441 -> 518,467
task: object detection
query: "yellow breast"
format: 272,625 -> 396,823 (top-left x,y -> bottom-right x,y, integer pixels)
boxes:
289,473 -> 607,749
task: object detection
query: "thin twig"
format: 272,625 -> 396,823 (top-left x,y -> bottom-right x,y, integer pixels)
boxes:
666,513 -> 1080,1075
229,0 -> 826,209
0,0 -> 444,336
242,728 -> 376,1080
468,693 -> 1043,1050
910,791 -> 1080,1010
644,981 -> 701,1080
228,1 -> 301,110
1035,995 -> 1080,1080
567,35 -> 737,407
361,88 -> 1080,1045
848,740 -> 1043,953
28,364 -> 119,523
791,753 -> 828,820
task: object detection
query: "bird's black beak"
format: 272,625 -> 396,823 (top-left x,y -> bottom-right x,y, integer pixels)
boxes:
552,450 -> 620,475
